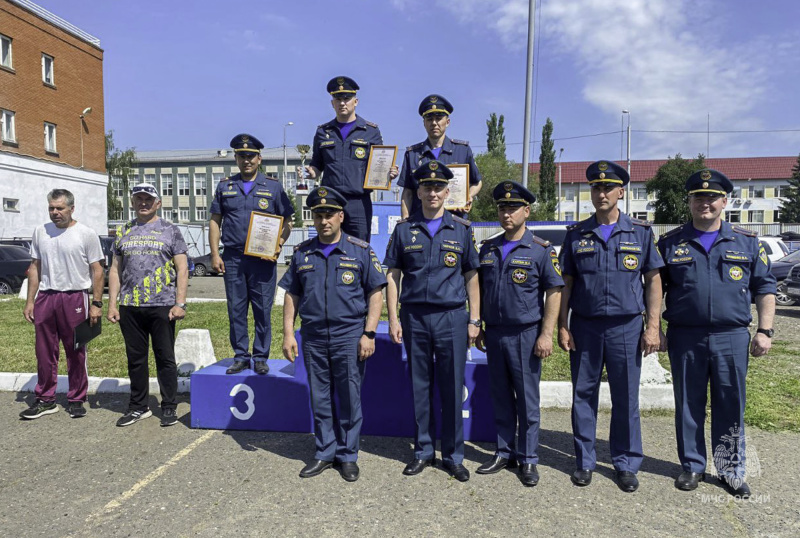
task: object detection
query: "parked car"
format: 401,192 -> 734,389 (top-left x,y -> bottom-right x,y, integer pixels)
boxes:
191,248 -> 223,277
0,238 -> 32,250
0,245 -> 30,295
783,263 -> 800,303
758,236 -> 789,264
770,249 -> 800,282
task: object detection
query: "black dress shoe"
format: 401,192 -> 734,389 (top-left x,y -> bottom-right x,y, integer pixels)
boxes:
253,361 -> 269,375
339,462 -> 360,482
443,462 -> 470,482
226,360 -> 250,375
720,477 -> 751,498
616,471 -> 639,492
520,464 -> 539,487
675,471 -> 705,491
299,459 -> 333,478
403,458 -> 435,476
571,469 -> 593,486
476,455 -> 517,475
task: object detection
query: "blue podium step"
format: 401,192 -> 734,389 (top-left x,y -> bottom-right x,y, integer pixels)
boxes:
190,321 -> 497,442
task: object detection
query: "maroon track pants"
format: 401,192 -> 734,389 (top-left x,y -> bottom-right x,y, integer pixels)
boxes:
33,290 -> 89,403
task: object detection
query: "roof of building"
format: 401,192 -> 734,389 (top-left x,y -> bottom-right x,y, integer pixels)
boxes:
529,156 -> 798,184
11,0 -> 101,46
134,147 -> 310,164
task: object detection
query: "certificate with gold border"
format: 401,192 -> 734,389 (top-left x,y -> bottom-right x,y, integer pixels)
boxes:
363,145 -> 397,190
444,164 -> 469,211
244,211 -> 284,261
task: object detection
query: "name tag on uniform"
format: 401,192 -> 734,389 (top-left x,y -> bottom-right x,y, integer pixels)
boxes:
723,251 -> 750,262
320,140 -> 335,148
441,243 -> 463,253
338,262 -> 359,269
481,257 -> 496,265
351,140 -> 369,146
297,264 -> 314,272
619,243 -> 642,253
404,244 -> 424,252
669,257 -> 693,264
254,191 -> 272,197
509,258 -> 532,267
222,191 -> 238,196
340,256 -> 357,262
575,247 -> 596,254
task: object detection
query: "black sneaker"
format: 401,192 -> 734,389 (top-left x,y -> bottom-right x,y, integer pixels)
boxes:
20,400 -> 58,420
160,408 -> 178,427
116,408 -> 152,427
68,402 -> 87,419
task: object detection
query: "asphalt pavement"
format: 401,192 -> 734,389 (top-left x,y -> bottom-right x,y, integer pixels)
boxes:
2,391 -> 798,538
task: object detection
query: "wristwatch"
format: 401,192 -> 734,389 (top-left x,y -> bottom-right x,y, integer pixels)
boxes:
362,331 -> 376,339
91,300 -> 103,308
756,328 -> 774,338
175,303 -> 187,311
468,319 -> 482,328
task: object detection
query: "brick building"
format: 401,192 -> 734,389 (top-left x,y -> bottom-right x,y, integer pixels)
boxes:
0,0 -> 106,237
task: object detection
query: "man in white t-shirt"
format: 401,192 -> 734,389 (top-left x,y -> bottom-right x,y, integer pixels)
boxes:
21,189 -> 105,420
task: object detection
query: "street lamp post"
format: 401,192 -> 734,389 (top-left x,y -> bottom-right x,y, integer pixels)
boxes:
79,106 -> 92,169
557,148 -> 564,221
283,121 -> 294,192
622,110 -> 631,214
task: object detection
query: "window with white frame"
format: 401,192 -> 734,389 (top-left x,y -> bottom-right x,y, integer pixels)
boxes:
41,53 -> 54,85
726,211 -> 741,223
195,204 -> 207,221
129,173 -> 139,187
129,207 -> 137,220
44,122 -> 57,152
285,171 -> 297,181
564,212 -> 575,221
1,109 -> 15,142
194,173 -> 207,196
112,176 -> 124,198
212,172 -> 224,193
631,187 -> 648,200
3,198 -> 19,212
774,210 -> 781,222
142,173 -> 156,187
747,185 -> 764,198
1,34 -> 12,69
302,208 -> 311,222
178,174 -> 190,196
730,187 -> 742,199
563,187 -> 575,201
178,209 -> 189,222
777,185 -> 790,198
161,173 -> 173,196
633,212 -> 649,220
749,210 -> 764,223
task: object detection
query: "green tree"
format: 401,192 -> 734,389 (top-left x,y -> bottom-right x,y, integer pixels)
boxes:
486,113 -> 506,159
470,152 -> 522,222
536,118 -> 556,220
646,153 -> 706,224
105,131 -> 136,220
778,153 -> 800,223
290,194 -> 303,228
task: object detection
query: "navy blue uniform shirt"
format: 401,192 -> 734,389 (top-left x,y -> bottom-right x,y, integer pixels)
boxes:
309,115 -> 383,197
398,136 -> 481,215
657,221 -> 776,328
479,229 -> 564,326
209,172 -> 293,251
280,234 -> 387,339
560,212 -> 664,318
383,210 -> 479,308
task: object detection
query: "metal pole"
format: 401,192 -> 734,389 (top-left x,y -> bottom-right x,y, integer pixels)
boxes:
707,113 -> 710,157
521,0 -> 536,187
79,115 -> 85,169
626,112 -> 631,214
283,122 -> 294,192
558,148 -> 563,221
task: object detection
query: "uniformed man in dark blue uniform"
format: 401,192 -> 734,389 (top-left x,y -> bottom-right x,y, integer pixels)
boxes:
301,76 -> 398,242
658,169 -> 775,498
558,160 -> 664,492
476,181 -> 563,486
384,160 -> 481,482
280,186 -> 386,482
209,134 -> 294,375
398,94 -> 482,219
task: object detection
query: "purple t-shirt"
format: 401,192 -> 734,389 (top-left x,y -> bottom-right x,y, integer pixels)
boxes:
241,180 -> 255,195
693,227 -> 720,252
431,147 -> 443,159
599,223 -> 616,243
501,238 -> 521,261
112,218 -> 188,307
337,120 -> 357,140
319,241 -> 338,258
425,217 -> 443,236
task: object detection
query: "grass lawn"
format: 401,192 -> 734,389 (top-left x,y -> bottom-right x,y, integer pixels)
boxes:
1,298 -> 796,433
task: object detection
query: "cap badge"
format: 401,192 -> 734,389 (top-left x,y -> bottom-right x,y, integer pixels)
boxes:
504,182 -> 513,191
430,95 -> 438,103
241,135 -> 250,143
598,162 -> 608,171
337,77 -> 344,85
318,188 -> 327,197
429,162 -> 438,171
701,170 -> 712,180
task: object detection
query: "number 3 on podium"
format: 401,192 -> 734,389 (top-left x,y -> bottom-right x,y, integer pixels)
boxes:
230,384 -> 255,420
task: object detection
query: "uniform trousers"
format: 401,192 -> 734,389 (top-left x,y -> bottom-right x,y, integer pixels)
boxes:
400,305 -> 468,465
302,332 -> 365,462
667,325 -> 750,478
119,306 -> 178,411
222,250 -> 276,363
485,323 -> 542,464
33,290 -> 89,403
341,194 -> 372,242
570,313 -> 643,472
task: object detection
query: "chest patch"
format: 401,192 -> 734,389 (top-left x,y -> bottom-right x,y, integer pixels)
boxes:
258,198 -> 269,209
443,252 -> 458,267
341,270 -> 355,285
622,254 -> 639,270
728,265 -> 744,281
512,268 -> 528,284
354,146 -> 367,159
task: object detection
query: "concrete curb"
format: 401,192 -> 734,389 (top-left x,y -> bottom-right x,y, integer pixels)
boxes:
0,372 -> 674,409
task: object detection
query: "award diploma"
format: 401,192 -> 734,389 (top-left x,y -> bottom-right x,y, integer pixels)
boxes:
244,212 -> 284,261
363,145 -> 397,190
444,164 -> 469,210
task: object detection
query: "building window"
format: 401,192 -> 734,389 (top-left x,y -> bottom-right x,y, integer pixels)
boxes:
129,173 -> 139,187
44,122 -> 57,152
129,207 -> 136,220
726,211 -> 741,223
195,204 -> 207,221
1,109 -> 15,142
730,187 -> 742,199
194,173 -> 207,196
774,210 -> 781,222
1,34 -> 12,69
178,174 -> 190,196
749,210 -> 764,223
564,187 -> 575,201
179,209 -> 189,222
633,212 -> 649,220
630,187 -> 647,200
747,185 -> 764,198
41,53 -> 54,85
564,212 -> 575,221
3,198 -> 19,212
112,177 -> 124,198
777,185 -> 790,198
161,173 -> 173,196
302,208 -> 311,222
212,172 -> 225,193
143,173 -> 156,188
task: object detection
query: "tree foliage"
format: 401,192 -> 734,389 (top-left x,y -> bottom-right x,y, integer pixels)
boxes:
778,153 -> 800,223
470,152 -> 522,222
105,131 -> 137,220
536,118 -> 556,220
646,153 -> 706,224
486,113 -> 506,159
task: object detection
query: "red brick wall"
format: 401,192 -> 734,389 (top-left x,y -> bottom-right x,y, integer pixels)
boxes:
0,0 -> 105,172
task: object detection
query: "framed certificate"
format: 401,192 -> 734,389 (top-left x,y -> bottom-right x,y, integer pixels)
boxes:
444,164 -> 469,211
363,145 -> 397,190
244,211 -> 284,261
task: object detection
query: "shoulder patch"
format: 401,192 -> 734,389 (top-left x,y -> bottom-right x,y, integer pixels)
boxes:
408,141 -> 425,151
452,215 -> 472,226
630,217 -> 652,227
659,226 -> 682,240
451,139 -> 469,145
396,218 -> 408,225
733,225 -> 757,237
567,223 -> 581,231
365,120 -> 379,128
531,235 -> 551,247
294,238 -> 314,252
346,235 -> 369,248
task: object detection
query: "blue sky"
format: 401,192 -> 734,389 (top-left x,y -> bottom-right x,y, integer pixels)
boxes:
34,0 -> 800,163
